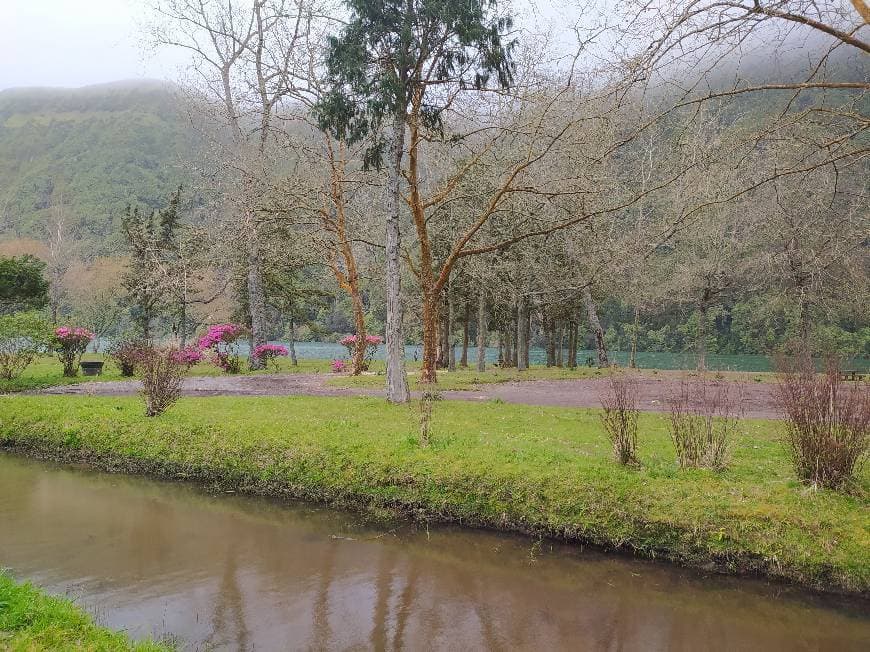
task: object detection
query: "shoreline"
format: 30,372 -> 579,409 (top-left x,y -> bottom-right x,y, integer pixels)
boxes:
0,571 -> 170,651
1,394 -> 867,597
5,441 -> 862,597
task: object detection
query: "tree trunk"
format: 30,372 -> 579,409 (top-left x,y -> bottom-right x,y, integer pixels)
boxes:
288,317 -> 298,366
460,301 -> 469,367
797,291 -> 811,351
545,315 -> 556,367
447,288 -> 456,372
517,297 -> 528,371
384,114 -> 410,402
420,289 -> 440,383
176,271 -> 188,348
497,330 -> 504,367
556,322 -> 564,368
568,322 -> 577,369
697,301 -> 708,372
476,294 -> 487,372
247,229 -> 268,370
437,294 -> 449,369
583,286 -> 609,368
629,304 -> 639,369
350,288 -> 367,375
524,306 -> 531,369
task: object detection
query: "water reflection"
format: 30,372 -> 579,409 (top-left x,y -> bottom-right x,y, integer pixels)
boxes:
0,453 -> 867,651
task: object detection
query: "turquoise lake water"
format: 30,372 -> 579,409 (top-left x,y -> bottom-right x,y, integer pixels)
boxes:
258,342 -> 869,373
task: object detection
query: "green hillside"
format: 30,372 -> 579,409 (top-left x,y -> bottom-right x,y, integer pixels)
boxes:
0,80 -> 201,251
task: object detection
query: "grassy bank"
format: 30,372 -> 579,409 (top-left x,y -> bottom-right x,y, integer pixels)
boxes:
0,571 -> 170,651
1,394 -> 867,594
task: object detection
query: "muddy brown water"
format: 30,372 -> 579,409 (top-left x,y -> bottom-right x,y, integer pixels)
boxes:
1,453 -> 867,651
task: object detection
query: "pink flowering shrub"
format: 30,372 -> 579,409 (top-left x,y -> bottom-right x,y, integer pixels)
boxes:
198,323 -> 247,374
54,326 -> 95,377
339,334 -> 383,368
198,323 -> 247,349
170,346 -> 204,367
331,359 -> 347,373
252,343 -> 289,370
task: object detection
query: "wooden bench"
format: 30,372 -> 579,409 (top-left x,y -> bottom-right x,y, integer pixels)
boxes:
840,370 -> 866,382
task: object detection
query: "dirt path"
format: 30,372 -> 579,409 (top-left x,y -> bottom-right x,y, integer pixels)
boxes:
39,373 -> 782,419
443,378 -> 780,419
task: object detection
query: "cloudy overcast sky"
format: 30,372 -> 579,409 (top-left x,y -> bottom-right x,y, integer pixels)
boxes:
1,0 -> 583,90
1,0 -> 180,89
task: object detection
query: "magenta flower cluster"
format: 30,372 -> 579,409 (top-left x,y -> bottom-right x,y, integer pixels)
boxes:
54,326 -> 95,344
54,326 -> 95,377
197,323 -> 247,373
198,323 -> 247,349
170,346 -> 204,366
253,343 -> 289,360
337,333 -> 383,372
331,359 -> 347,373
338,334 -> 384,348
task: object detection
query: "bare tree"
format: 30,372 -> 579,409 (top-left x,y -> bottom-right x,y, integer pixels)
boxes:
149,0 -> 317,367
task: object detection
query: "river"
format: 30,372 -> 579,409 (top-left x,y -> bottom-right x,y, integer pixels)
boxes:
1,453 -> 867,650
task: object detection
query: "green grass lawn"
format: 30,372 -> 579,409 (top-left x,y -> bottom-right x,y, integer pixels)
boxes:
0,571 -> 171,651
0,353 -> 777,395
0,355 -> 334,394
1,394 -> 866,593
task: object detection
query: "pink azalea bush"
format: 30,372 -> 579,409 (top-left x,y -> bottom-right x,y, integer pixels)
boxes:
252,343 -> 289,369
339,334 -> 383,368
198,323 -> 247,373
54,326 -> 95,377
170,346 -> 204,367
331,359 -> 347,373
198,323 -> 247,349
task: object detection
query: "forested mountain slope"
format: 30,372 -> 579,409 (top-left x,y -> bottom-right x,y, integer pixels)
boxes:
0,80 -> 200,251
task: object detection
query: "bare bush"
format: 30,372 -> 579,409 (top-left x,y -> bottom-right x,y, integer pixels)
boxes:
776,357 -> 870,490
600,373 -> 640,465
137,345 -> 199,417
419,389 -> 441,448
667,379 -> 742,470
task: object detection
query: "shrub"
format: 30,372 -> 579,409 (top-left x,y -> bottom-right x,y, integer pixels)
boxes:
252,343 -> 289,370
776,356 -> 869,490
137,345 -> 200,417
600,373 -> 639,465
0,255 -> 49,314
108,339 -> 146,376
198,323 -> 246,374
0,311 -> 54,380
331,359 -> 347,373
667,379 -> 742,470
339,334 -> 383,369
54,326 -> 95,377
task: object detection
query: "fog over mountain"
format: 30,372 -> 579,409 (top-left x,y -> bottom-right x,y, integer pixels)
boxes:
0,80 -> 201,251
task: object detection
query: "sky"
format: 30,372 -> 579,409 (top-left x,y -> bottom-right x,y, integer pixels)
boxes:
1,0 -> 182,90
0,0 -> 583,91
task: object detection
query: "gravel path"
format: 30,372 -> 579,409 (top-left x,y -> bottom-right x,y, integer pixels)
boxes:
442,378 -> 781,419
39,373 -> 782,419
